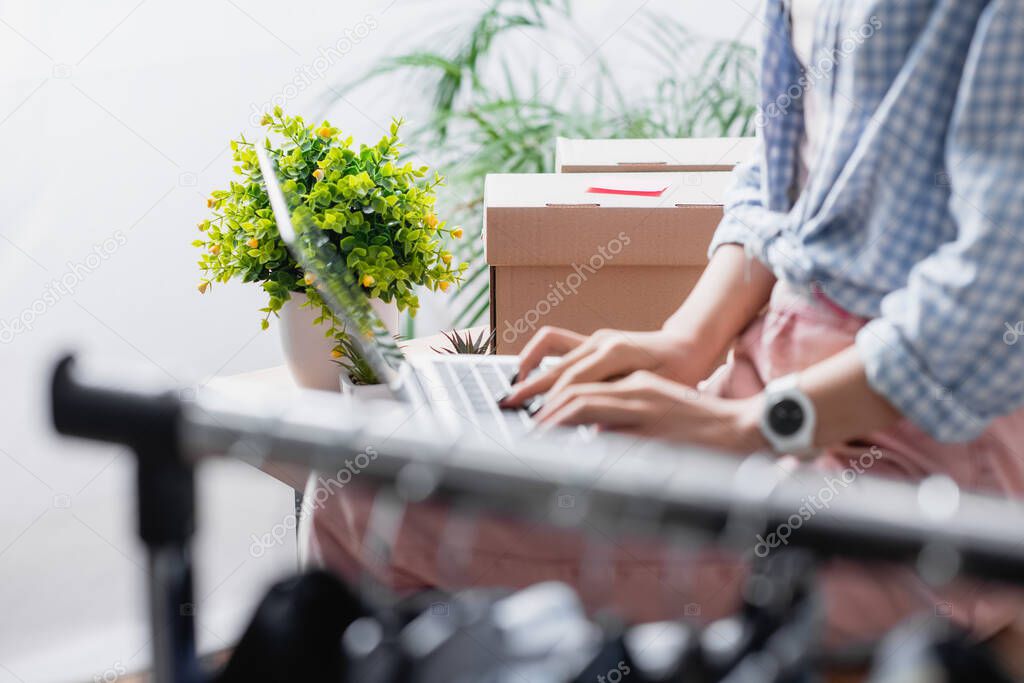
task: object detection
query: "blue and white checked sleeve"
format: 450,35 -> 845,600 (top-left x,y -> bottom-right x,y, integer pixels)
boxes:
707,142 -> 773,258
856,1 -> 1024,442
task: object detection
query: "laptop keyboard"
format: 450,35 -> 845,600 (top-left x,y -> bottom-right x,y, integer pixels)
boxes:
418,357 -> 594,447
430,360 -> 534,436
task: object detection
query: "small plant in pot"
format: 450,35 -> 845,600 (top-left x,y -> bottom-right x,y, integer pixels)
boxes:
431,328 -> 496,355
194,108 -> 467,390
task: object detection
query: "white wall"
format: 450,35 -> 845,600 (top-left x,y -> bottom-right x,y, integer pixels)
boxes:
0,1 -> 759,680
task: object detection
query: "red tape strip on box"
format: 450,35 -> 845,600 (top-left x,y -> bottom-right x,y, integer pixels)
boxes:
586,185 -> 668,197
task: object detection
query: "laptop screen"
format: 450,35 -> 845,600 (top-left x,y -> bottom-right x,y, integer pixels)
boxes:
255,144 -> 405,384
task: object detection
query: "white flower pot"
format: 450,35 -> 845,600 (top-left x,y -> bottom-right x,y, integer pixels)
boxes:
279,292 -> 399,392
339,375 -> 395,397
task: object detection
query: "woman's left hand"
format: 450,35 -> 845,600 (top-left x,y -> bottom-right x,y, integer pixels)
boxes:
534,370 -> 766,453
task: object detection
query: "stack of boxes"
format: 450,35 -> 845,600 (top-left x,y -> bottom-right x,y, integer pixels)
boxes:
484,136 -> 757,354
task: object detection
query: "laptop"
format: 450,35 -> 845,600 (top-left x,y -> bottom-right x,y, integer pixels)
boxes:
256,144 -> 542,441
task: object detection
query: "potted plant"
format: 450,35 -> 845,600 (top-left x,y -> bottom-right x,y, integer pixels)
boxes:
431,328 -> 496,355
194,108 -> 467,390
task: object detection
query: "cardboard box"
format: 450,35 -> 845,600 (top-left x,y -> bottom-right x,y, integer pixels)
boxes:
485,172 -> 730,354
555,136 -> 756,173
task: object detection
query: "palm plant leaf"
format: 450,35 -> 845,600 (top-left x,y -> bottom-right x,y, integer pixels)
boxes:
320,0 -> 757,329
431,328 -> 497,354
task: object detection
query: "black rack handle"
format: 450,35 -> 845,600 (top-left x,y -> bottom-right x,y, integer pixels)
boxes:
51,354 -> 182,452
52,354 -> 200,683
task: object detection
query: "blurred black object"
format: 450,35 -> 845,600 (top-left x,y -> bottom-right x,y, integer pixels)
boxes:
704,552 -> 821,683
867,617 -> 1015,683
361,581 -> 599,682
206,569 -> 1017,683
334,553 -> 823,683
214,571 -> 365,683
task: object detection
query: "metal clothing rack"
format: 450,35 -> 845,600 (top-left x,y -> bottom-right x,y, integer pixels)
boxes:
50,355 -> 1024,683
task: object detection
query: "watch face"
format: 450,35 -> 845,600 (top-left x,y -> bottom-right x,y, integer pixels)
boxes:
769,398 -> 804,437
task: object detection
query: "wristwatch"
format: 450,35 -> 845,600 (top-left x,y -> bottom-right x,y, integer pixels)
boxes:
760,374 -> 817,456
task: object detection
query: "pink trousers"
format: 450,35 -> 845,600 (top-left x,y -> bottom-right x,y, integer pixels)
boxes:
305,283 -> 1024,644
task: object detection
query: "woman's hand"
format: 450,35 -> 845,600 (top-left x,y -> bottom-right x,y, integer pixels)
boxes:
499,246 -> 777,409
534,370 -> 766,453
500,326 -> 720,408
